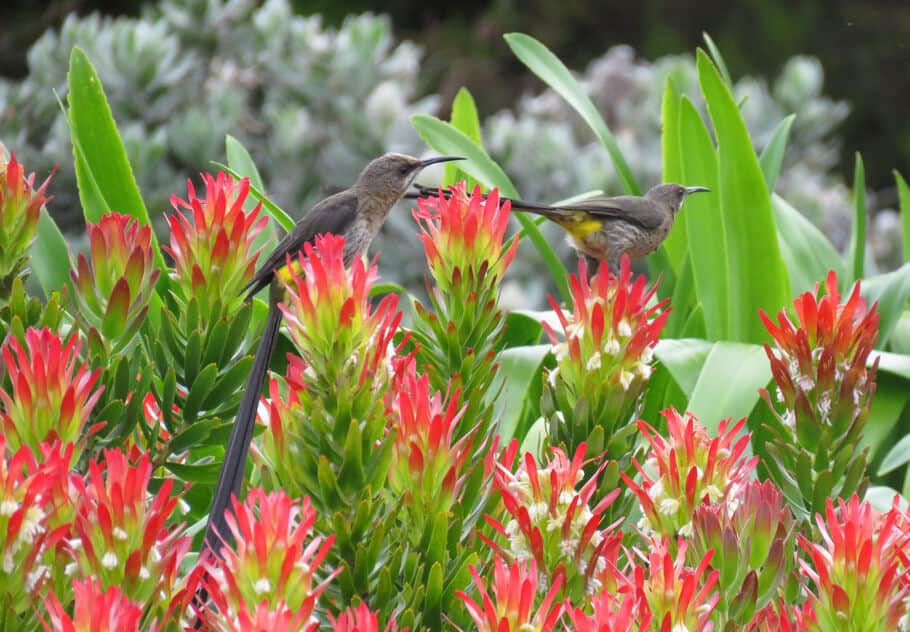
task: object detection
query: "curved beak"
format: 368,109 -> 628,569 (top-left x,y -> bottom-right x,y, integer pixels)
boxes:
684,186 -> 711,196
420,155 -> 466,168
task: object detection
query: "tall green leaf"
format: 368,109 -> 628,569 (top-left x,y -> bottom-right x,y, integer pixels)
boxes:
678,97 -> 728,340
894,170 -> 910,264
445,88 -> 482,188
702,32 -> 733,88
848,152 -> 867,281
697,49 -> 790,343
67,47 -> 168,285
225,134 -> 278,254
772,194 -> 847,296
659,77 -> 687,272
29,210 -> 71,296
503,33 -> 640,196
861,263 -> 910,349
411,113 -> 570,303
758,115 -> 795,193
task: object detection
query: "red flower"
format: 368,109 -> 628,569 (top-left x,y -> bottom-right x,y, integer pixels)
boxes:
480,441 -> 623,604
42,577 -> 151,632
622,407 -> 756,538
413,182 -> 518,289
798,495 -> 908,630
70,213 -> 160,353
563,589 -> 648,632
456,556 -> 565,632
197,488 -> 339,630
330,602 -> 405,632
66,447 -> 190,622
0,327 -> 103,457
165,172 -> 267,319
0,150 -> 53,278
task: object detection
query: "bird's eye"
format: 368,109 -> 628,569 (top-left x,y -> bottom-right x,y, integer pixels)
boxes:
399,165 -> 410,176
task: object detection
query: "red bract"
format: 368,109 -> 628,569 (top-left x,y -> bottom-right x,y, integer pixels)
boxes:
278,233 -> 402,384
0,436 -> 66,614
456,556 -> 565,632
632,537 -> 719,631
543,255 -> 669,392
388,367 -> 474,516
42,577 -> 151,632
330,602 -> 404,632
413,182 -> 518,289
563,589 -> 648,631
480,441 -> 623,604
66,447 -> 190,622
798,495 -> 908,630
165,172 -> 267,319
744,601 -> 801,632
622,407 -> 756,538
0,327 -> 103,457
69,213 -> 160,353
0,150 -> 53,278
759,270 -> 879,515
197,488 -> 339,630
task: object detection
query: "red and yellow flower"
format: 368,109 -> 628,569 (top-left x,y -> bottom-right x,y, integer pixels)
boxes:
42,577 -> 151,632
0,150 -> 53,279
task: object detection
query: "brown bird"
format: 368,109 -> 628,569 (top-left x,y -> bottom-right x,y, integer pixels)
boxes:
407,183 -> 709,273
200,153 -> 464,560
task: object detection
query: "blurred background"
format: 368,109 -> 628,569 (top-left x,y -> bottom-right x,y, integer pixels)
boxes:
1,0 -> 908,308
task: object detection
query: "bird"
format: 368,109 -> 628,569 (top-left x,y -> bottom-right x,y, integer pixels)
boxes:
406,183 -> 710,274
199,152 -> 465,561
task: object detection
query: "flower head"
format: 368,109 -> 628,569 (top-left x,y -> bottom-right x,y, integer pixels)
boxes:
0,327 -> 103,457
66,447 -> 190,619
481,441 -> 623,603
69,213 -> 160,354
330,602 -> 404,632
388,367 -> 475,517
165,172 -> 267,320
456,556 -> 564,632
413,182 -> 518,290
42,577 -> 150,632
622,408 -> 757,538
563,589 -> 648,632
759,270 -> 879,516
197,488 -> 339,629
798,495 -> 908,631
0,150 -> 53,279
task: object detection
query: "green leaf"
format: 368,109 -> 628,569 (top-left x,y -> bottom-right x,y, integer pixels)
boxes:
225,134 -> 277,254
67,48 -> 168,285
686,341 -> 771,433
213,162 -> 296,233
874,350 -> 910,381
697,49 -> 790,343
702,32 -> 733,87
654,338 -> 714,397
410,113 -> 570,304
504,32 -> 640,196
772,194 -> 847,296
445,87 -> 482,187
678,96 -> 728,340
758,115 -> 795,193
869,384 -> 910,473
29,209 -> 71,296
895,170 -> 910,264
164,461 -> 222,484
659,78 -> 686,272
866,486 -> 908,513
168,419 -> 220,454
498,311 -> 544,350
848,152 -> 867,281
860,264 -> 910,348
490,344 -> 551,444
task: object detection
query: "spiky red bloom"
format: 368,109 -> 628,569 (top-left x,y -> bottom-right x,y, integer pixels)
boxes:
413,182 -> 518,288
198,488 -> 339,630
388,367 -> 474,515
278,233 -> 402,383
70,213 -> 160,353
744,601 -> 801,632
622,407 -> 757,538
632,537 -> 720,631
165,172 -> 267,318
798,495 -> 909,630
544,255 -> 669,393
0,151 -> 53,278
330,602 -> 404,632
563,589 -> 648,632
0,327 -> 103,456
42,577 -> 152,632
456,556 -> 565,632
480,441 -> 623,603
66,447 -> 190,619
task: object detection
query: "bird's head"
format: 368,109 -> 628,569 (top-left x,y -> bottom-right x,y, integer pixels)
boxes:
356,153 -> 465,200
646,183 -> 711,214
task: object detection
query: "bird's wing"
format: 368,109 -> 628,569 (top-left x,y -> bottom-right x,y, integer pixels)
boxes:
558,196 -> 666,231
243,191 -> 360,297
